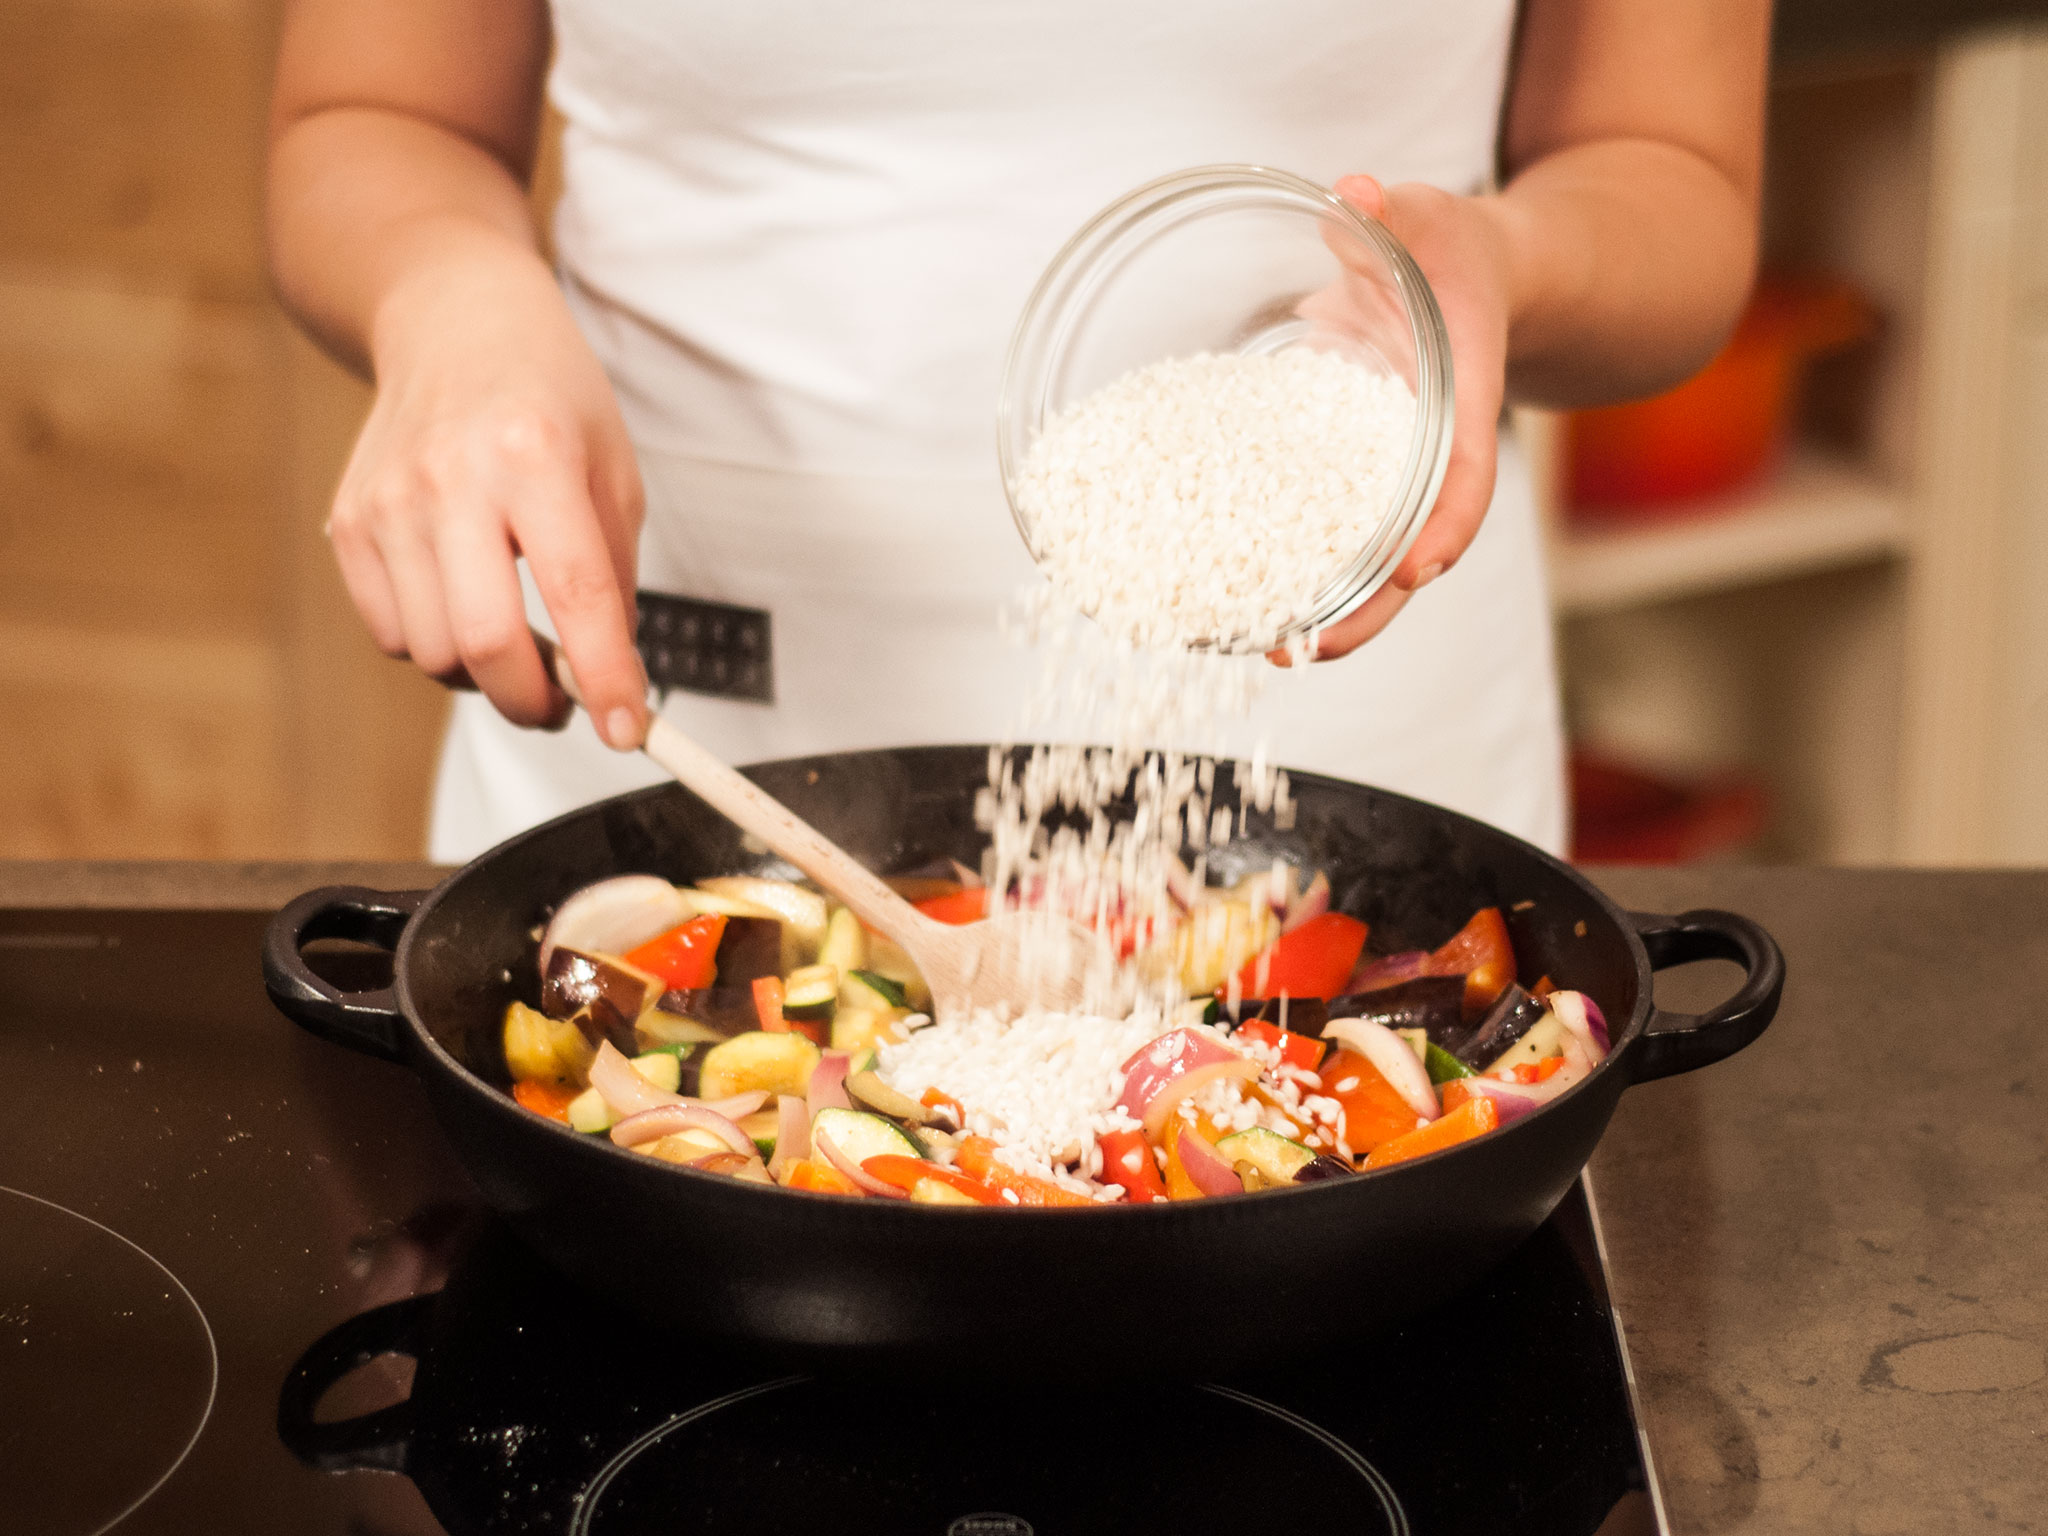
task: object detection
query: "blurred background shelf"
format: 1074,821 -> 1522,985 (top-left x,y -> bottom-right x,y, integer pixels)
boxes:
1549,452 -> 1909,616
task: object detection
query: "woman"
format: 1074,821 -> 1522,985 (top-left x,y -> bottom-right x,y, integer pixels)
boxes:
268,1 -> 1768,861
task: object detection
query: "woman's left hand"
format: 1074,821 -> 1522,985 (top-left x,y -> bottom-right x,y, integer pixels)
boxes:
1280,174 -> 1516,663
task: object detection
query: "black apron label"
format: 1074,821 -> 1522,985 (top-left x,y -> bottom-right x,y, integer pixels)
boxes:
636,592 -> 773,704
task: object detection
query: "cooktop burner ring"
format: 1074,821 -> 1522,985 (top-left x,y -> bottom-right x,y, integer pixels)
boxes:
0,1185 -> 218,1536
568,1373 -> 1409,1536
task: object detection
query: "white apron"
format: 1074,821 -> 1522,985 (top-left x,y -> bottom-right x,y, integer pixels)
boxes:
430,0 -> 1565,860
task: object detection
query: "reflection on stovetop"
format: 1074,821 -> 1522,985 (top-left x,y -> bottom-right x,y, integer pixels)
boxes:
281,1186 -> 1657,1536
0,907 -> 1659,1536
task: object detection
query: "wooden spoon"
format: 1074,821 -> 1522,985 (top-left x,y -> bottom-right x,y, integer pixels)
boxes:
535,633 -> 1104,1018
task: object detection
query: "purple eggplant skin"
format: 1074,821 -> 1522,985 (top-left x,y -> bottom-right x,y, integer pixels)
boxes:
542,948 -> 658,1022
1218,996 -> 1333,1039
1293,1154 -> 1357,1184
1454,984 -> 1547,1069
571,996 -> 640,1056
653,987 -> 758,1039
1328,976 -> 1469,1052
712,916 -> 783,986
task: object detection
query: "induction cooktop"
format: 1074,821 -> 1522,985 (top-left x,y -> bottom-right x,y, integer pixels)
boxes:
0,906 -> 1665,1536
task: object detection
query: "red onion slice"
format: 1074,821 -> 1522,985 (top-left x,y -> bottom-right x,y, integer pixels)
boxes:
1177,1127 -> 1246,1197
589,1040 -> 682,1117
1323,1018 -> 1440,1122
1115,1029 -> 1244,1125
1549,989 -> 1610,1057
589,1042 -> 767,1120
1452,1076 -> 1548,1125
1140,1057 -> 1264,1142
810,1121 -> 902,1197
540,875 -> 695,975
767,1094 -> 810,1180
808,1051 -> 854,1118
610,1103 -> 756,1157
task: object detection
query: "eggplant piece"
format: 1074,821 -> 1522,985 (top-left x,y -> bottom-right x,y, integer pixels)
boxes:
1327,976 -> 1469,1052
543,947 -> 659,1022
1215,996 -> 1332,1039
712,916 -> 784,986
1292,1154 -> 1357,1184
1341,949 -> 1430,995
571,995 -> 640,1057
1453,983 -> 1547,1069
651,986 -> 759,1040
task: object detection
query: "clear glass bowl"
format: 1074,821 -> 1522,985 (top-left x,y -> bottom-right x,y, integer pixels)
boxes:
998,165 -> 1455,653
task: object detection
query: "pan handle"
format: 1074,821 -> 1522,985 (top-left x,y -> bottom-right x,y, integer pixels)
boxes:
1627,908 -> 1785,1083
262,886 -> 427,1065
277,1293 -> 434,1474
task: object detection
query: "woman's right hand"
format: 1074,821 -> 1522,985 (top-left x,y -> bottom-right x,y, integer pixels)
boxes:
328,237 -> 651,750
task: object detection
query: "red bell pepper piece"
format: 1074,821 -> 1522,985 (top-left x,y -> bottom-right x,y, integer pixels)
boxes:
1231,1018 -> 1326,1073
1424,907 -> 1516,1015
1229,912 -> 1368,1001
1362,1096 -> 1499,1169
625,914 -> 726,990
1096,1127 -> 1168,1203
860,1155 -> 1002,1204
1510,1056 -> 1566,1084
752,975 -> 786,1032
915,888 -> 988,925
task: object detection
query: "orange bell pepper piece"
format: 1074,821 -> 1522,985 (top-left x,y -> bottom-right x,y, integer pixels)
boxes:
1510,1056 -> 1566,1085
1425,907 -> 1516,1015
920,1087 -> 967,1126
1319,1049 -> 1430,1154
954,1135 -> 1094,1206
785,1159 -> 863,1195
860,1155 -> 1001,1205
625,915 -> 726,990
1363,1097 -> 1500,1169
512,1078 -> 579,1122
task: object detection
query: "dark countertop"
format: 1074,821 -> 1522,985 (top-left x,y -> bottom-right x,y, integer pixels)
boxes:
3,859 -> 2043,1534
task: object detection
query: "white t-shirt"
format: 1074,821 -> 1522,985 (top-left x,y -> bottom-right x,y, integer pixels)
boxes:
430,0 -> 1565,860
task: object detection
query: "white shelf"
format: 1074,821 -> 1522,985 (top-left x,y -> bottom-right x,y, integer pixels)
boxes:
1548,451 -> 1909,617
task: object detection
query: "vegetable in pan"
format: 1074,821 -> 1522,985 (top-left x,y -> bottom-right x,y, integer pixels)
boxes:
500,866 -> 1609,1203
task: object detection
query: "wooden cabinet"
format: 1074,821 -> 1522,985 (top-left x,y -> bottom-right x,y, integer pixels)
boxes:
0,0 -> 446,859
1540,27 -> 2048,866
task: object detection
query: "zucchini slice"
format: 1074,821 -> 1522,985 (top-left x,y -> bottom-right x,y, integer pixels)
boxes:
566,1085 -> 614,1134
629,1050 -> 682,1094
697,1030 -> 823,1099
502,1001 -> 596,1085
811,1107 -> 927,1166
1483,1012 -> 1569,1076
817,905 -> 867,976
1213,1127 -> 1316,1185
782,963 -> 840,1019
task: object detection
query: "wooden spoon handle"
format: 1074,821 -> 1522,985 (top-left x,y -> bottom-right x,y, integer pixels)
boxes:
534,632 -> 929,947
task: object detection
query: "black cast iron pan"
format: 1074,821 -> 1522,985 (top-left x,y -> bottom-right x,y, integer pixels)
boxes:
264,745 -> 1782,1378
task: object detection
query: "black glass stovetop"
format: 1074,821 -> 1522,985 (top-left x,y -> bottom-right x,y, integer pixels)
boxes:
0,908 -> 1665,1536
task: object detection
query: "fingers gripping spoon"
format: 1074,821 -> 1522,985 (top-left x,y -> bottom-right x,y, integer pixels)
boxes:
535,633 -> 1105,1019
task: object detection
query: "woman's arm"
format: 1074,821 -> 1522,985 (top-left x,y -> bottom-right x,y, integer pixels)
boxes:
268,0 -> 650,746
1311,0 -> 1769,658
